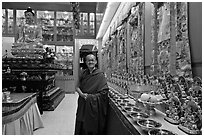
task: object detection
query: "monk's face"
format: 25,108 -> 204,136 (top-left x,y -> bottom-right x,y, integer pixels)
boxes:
86,55 -> 97,69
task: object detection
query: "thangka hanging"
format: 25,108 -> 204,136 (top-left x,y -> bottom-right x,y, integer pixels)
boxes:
175,2 -> 192,78
117,24 -> 128,74
157,3 -> 171,75
128,2 -> 145,76
103,40 -> 111,76
150,2 -> 192,78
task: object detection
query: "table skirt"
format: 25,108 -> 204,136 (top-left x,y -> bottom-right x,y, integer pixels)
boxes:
2,103 -> 44,135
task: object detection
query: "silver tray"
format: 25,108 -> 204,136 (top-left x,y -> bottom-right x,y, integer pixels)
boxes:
164,117 -> 179,125
123,106 -> 132,112
137,119 -> 162,131
178,124 -> 202,135
149,129 -> 177,135
127,103 -> 135,107
130,112 -> 149,120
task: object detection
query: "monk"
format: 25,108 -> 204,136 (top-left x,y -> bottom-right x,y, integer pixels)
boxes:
74,54 -> 109,135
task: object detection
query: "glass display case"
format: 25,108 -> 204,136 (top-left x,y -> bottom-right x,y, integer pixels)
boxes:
75,12 -> 85,36
55,46 -> 74,76
16,10 -> 25,28
56,11 -> 73,42
37,11 -> 55,42
76,12 -> 96,36
2,9 -> 6,34
8,9 -> 14,34
82,12 -> 88,34
89,13 -> 95,35
2,8 -> 96,39
2,9 -> 14,35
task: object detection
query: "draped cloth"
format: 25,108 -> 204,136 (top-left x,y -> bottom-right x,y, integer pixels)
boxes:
2,102 -> 44,135
74,68 -> 109,135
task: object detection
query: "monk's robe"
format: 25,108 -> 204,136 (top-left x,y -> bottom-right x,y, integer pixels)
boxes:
74,68 -> 109,135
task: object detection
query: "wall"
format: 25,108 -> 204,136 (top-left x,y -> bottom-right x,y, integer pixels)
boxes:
55,77 -> 75,93
188,2 -> 202,78
144,3 -> 153,74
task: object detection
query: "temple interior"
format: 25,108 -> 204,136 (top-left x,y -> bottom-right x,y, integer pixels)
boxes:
2,2 -> 202,135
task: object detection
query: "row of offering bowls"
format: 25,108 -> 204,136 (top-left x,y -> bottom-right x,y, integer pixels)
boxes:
109,89 -> 177,135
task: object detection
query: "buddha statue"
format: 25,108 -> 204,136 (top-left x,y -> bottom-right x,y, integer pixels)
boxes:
11,7 -> 44,59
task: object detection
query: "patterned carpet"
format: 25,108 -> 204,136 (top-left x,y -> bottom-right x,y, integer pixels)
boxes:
34,93 -> 78,135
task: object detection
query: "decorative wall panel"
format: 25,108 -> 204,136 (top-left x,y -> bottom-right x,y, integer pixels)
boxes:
175,2 -> 192,78
128,3 -> 145,76
118,24 -> 128,74
150,2 -> 192,78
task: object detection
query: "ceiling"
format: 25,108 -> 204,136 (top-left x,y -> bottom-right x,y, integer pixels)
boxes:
96,2 -> 107,13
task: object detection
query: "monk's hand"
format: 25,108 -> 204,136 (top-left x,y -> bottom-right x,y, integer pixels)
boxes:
82,93 -> 88,100
84,94 -> 94,100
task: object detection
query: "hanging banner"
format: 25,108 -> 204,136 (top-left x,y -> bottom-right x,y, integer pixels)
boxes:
150,2 -> 192,78
128,2 -> 145,76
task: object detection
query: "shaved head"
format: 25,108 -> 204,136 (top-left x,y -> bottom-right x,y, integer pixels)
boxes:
86,54 -> 96,61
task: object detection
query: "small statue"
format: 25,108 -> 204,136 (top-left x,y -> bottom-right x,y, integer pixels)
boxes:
164,96 -> 181,124
178,100 -> 202,134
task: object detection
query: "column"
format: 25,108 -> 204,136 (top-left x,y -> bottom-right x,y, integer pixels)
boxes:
169,2 -> 177,75
151,2 -> 159,75
98,38 -> 102,70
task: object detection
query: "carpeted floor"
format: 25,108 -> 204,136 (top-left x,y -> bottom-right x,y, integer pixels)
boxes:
34,93 -> 78,135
